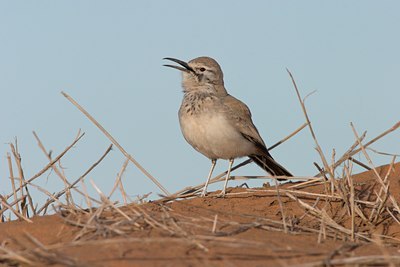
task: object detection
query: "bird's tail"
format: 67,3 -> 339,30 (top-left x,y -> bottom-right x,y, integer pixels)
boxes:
249,155 -> 293,179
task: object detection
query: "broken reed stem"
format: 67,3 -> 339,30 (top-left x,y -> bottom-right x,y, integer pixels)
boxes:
0,195 -> 28,220
288,177 -> 325,190
349,157 -> 371,171
10,142 -> 36,217
0,195 -> 32,223
317,216 -> 326,243
18,181 -> 65,209
269,122 -> 308,150
386,156 -> 400,220
274,182 -> 287,233
230,175 -> 320,181
345,161 -> 355,241
118,179 -> 128,205
61,91 -> 170,196
369,156 -> 395,223
9,143 -> 24,211
80,179 -> 92,211
32,131 -> 74,206
212,214 -> 218,234
108,158 -> 129,199
368,147 -> 400,157
286,69 -> 337,194
6,153 -> 19,214
383,156 -> 396,183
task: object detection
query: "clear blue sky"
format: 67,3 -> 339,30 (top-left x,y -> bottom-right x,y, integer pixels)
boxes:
1,1 -> 399,203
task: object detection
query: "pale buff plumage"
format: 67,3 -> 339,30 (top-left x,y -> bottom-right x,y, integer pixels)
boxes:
164,56 -> 292,196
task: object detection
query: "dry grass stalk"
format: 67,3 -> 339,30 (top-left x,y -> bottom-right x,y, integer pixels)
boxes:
327,131 -> 367,177
18,180 -> 65,209
61,182 -> 179,243
65,203 -> 155,241
330,121 -> 400,174
286,69 -> 337,195
22,233 -> 83,267
0,195 -> 28,221
269,122 -> 309,150
71,203 -> 108,241
349,156 -> 371,170
0,245 -> 34,266
5,132 -> 85,203
118,178 -> 128,205
317,216 -> 326,243
274,182 -> 287,233
344,161 -> 356,241
80,178 -> 92,211
10,142 -> 36,217
288,178 -> 325,190
212,214 -> 218,234
33,131 -> 74,206
350,123 -> 396,225
286,192 -> 372,242
385,157 -> 400,221
61,91 -> 170,196
90,179 -> 132,221
386,207 -> 400,225
0,195 -> 32,223
351,123 -> 387,188
36,234 -> 272,253
6,152 -> 19,214
37,144 -> 113,214
68,185 -> 125,241
368,147 -> 400,157
108,158 -> 129,200
232,188 -> 344,202
232,175 -> 320,181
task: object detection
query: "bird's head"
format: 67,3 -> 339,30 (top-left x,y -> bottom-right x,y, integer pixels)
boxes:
164,56 -> 225,93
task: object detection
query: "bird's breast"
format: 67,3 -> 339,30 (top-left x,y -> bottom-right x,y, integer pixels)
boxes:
179,96 -> 256,160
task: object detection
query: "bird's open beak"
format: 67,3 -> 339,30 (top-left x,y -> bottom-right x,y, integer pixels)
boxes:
163,57 -> 194,73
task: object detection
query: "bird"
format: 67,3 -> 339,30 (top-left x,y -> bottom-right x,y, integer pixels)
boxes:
163,56 -> 292,196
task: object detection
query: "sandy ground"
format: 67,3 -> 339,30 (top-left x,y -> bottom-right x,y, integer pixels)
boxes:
1,163 -> 400,266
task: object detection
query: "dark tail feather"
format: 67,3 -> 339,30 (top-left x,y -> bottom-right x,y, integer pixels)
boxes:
249,155 -> 293,180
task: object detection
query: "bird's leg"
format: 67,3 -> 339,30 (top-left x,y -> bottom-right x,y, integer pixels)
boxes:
201,159 -> 217,197
220,159 -> 234,196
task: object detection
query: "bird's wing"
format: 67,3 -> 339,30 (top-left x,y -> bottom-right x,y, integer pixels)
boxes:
222,95 -> 270,154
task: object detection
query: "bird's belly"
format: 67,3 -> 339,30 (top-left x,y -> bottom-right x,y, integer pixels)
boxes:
179,113 -> 256,160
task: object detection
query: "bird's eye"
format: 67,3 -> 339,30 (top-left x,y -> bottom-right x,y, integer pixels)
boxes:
199,67 -> 206,72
